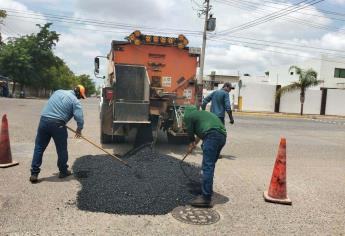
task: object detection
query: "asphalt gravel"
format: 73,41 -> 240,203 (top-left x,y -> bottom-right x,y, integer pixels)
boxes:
72,147 -> 202,215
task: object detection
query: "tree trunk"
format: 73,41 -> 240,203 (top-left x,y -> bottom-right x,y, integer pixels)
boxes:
300,89 -> 305,116
11,81 -> 16,96
300,103 -> 304,116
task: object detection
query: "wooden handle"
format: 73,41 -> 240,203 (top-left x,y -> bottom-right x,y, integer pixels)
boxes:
66,126 -> 131,168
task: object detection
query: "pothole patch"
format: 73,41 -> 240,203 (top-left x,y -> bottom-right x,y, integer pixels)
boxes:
74,170 -> 89,179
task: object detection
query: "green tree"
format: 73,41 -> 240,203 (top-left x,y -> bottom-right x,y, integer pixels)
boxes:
52,58 -> 76,90
276,66 -> 322,115
0,10 -> 7,45
25,23 -> 59,92
75,74 -> 96,96
0,39 -> 32,94
0,23 -> 59,94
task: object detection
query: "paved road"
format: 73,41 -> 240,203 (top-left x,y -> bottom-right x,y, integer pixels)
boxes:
0,97 -> 344,235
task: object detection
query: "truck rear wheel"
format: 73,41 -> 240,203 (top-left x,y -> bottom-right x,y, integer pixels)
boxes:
113,135 -> 125,143
101,132 -> 113,144
167,132 -> 190,144
101,131 -> 125,144
134,124 -> 153,147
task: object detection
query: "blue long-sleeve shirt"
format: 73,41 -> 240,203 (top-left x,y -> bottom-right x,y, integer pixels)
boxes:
201,89 -> 231,118
41,90 -> 84,129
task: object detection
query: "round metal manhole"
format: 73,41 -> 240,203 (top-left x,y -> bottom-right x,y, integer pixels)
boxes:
171,206 -> 220,225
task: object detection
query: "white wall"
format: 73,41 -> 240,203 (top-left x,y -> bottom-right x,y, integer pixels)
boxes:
268,64 -> 300,86
326,89 -> 345,116
280,91 -> 300,114
267,57 -> 345,89
280,89 -> 322,114
241,83 -> 276,112
319,57 -> 345,88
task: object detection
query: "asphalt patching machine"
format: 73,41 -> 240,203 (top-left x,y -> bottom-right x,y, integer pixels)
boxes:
95,30 -> 200,145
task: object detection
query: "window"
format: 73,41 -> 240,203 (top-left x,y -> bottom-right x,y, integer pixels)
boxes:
334,68 -> 345,78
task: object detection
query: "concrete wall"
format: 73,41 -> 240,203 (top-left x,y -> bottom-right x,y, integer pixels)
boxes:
268,64 -> 300,86
267,57 -> 345,89
280,89 -> 322,115
241,83 -> 276,112
326,89 -> 345,116
319,57 -> 345,88
204,81 -> 345,116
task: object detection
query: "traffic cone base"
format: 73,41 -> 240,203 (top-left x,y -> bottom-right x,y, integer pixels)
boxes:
263,191 -> 292,205
0,161 -> 19,168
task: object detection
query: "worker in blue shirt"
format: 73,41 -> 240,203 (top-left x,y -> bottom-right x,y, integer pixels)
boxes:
30,85 -> 86,183
202,82 -> 235,124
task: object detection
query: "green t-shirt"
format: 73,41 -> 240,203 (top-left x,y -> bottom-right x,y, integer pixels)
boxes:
183,110 -> 227,141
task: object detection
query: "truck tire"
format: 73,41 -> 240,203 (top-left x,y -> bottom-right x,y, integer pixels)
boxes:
101,132 -> 113,144
100,118 -> 125,144
113,135 -> 125,143
167,132 -> 190,144
134,124 -> 153,147
100,132 -> 125,144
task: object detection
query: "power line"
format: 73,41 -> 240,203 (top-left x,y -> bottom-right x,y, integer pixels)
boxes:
4,8 -> 203,35
4,7 -> 345,60
228,35 -> 345,54
211,38 -> 345,64
253,0 -> 345,18
216,0 -> 325,35
212,36 -> 345,60
214,0 -> 345,35
217,0 -> 345,22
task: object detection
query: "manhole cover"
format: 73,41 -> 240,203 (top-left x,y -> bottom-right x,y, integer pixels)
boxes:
74,170 -> 89,179
171,206 -> 220,225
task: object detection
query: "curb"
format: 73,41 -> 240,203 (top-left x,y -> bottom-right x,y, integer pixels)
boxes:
234,111 -> 345,120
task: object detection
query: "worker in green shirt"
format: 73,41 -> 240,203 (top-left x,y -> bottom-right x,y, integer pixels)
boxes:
183,106 -> 227,207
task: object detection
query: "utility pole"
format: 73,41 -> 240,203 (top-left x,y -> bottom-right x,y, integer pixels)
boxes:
196,0 -> 211,109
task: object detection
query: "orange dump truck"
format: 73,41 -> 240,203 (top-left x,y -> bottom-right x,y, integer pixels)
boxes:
95,31 -> 200,144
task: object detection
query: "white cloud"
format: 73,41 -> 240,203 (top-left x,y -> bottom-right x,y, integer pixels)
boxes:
0,0 -> 47,38
1,0 -> 345,80
330,0 -> 345,5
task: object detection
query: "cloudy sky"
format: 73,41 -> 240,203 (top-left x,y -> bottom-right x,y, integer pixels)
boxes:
1,0 -> 345,85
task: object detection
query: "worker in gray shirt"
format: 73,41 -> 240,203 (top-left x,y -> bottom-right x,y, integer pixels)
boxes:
30,85 -> 86,183
202,82 -> 235,124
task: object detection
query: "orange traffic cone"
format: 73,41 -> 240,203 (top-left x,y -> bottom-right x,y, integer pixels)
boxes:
263,137 -> 291,205
0,114 -> 19,168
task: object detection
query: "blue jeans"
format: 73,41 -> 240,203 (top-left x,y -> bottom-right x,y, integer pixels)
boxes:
201,130 -> 226,199
31,117 -> 69,175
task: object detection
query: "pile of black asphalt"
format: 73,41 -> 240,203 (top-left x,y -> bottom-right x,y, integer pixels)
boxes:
72,147 -> 202,215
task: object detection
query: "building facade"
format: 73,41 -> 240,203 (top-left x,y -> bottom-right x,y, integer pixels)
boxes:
267,55 -> 345,89
203,71 -> 240,90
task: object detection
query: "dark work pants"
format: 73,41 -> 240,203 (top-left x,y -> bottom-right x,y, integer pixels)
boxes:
201,130 -> 226,199
31,117 -> 68,175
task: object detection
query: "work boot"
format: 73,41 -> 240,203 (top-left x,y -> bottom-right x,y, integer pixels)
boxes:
190,195 -> 212,208
29,174 -> 38,184
58,170 -> 72,179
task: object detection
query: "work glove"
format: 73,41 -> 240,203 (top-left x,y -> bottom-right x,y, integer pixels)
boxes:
75,128 -> 82,138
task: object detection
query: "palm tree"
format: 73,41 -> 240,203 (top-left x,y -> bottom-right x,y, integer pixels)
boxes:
276,65 -> 323,115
